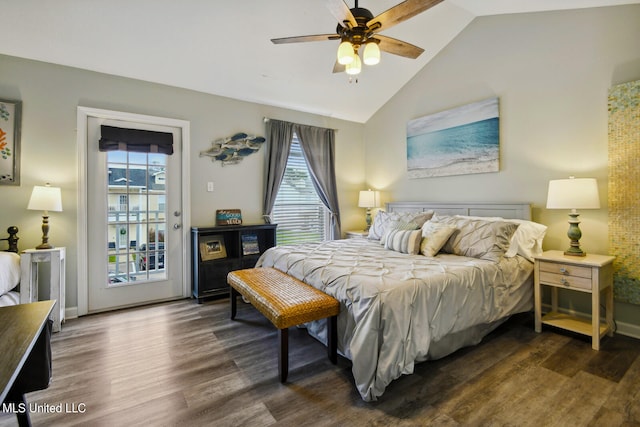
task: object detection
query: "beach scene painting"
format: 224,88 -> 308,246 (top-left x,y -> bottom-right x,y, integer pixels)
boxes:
407,97 -> 500,178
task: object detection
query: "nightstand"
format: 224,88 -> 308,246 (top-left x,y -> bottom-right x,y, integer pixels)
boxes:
345,230 -> 368,239
20,247 -> 66,332
533,250 -> 614,350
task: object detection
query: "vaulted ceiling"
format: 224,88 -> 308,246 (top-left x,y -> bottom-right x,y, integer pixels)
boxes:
1,0 -> 637,123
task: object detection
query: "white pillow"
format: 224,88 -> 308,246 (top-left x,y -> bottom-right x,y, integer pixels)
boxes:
420,221 -> 457,257
447,214 -> 547,262
0,252 -> 21,295
503,219 -> 547,262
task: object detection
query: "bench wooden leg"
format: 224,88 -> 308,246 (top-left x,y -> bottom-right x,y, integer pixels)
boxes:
328,315 -> 337,364
230,286 -> 238,320
279,328 -> 289,383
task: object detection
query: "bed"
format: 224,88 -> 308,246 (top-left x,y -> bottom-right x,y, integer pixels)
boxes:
0,226 -> 21,307
256,202 -> 547,401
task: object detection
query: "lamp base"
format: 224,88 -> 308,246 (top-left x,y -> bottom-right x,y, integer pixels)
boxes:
564,212 -> 586,256
364,208 -> 372,232
37,215 -> 54,250
564,247 -> 586,257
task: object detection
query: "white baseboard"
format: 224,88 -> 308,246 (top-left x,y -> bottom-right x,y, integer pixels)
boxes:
616,320 -> 640,339
65,306 -> 78,320
541,303 -> 640,340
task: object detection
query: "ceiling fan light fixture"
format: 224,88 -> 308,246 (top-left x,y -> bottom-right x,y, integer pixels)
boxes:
337,40 -> 354,65
363,41 -> 380,66
345,52 -> 362,75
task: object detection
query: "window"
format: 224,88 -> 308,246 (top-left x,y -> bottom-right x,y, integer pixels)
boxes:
272,136 -> 329,245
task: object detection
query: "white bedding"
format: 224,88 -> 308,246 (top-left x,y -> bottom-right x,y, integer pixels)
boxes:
256,238 -> 533,401
0,290 -> 20,307
0,251 -> 20,300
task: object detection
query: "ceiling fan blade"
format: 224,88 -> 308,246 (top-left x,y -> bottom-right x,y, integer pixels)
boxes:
376,35 -> 424,59
325,0 -> 357,28
271,34 -> 340,44
332,61 -> 346,73
367,0 -> 443,32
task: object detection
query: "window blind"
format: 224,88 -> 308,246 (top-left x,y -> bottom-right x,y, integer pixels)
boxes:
272,137 -> 328,245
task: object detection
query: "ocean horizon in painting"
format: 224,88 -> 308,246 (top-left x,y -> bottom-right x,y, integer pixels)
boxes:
407,98 -> 499,178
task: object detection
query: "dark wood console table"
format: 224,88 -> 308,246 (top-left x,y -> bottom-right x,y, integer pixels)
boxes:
1,300 -> 55,426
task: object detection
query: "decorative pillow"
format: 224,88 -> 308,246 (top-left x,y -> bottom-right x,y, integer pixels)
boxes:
384,229 -> 422,255
367,211 -> 389,240
431,215 -> 518,262
420,221 -> 457,257
0,252 -> 21,295
449,215 -> 547,262
379,219 -> 420,246
367,210 -> 434,240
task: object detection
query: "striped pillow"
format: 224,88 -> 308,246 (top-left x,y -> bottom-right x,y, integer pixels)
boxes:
380,220 -> 419,246
384,229 -> 422,255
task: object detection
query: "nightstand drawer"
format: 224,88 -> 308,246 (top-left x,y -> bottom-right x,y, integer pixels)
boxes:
538,261 -> 592,278
538,271 -> 592,290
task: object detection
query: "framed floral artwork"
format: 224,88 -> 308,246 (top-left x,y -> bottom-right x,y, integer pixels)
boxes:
0,98 -> 21,185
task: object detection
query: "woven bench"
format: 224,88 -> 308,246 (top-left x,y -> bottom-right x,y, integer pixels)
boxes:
227,267 -> 340,382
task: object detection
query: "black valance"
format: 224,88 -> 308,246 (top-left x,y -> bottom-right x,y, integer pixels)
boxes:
99,125 -> 174,155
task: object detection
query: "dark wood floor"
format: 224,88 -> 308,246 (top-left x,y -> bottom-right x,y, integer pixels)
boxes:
1,297 -> 639,426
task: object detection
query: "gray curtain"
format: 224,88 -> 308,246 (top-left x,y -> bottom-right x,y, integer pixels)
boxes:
262,119 -> 294,223
294,123 -> 342,240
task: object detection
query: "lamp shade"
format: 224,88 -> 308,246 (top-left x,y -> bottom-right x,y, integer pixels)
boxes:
337,40 -> 354,65
27,185 -> 63,212
363,41 -> 380,65
546,177 -> 600,210
358,190 -> 380,208
345,53 -> 362,75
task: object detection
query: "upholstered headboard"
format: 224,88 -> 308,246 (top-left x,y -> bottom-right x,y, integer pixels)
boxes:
386,202 -> 531,221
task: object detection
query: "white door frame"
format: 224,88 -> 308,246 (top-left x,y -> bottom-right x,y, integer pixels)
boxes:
76,107 -> 191,316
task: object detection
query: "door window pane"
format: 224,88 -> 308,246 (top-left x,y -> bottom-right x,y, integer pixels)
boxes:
107,151 -> 167,285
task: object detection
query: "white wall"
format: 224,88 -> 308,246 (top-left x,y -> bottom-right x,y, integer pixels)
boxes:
0,55 -> 365,312
364,5 -> 640,331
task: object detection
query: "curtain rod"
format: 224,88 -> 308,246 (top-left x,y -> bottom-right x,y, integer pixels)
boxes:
263,117 -> 338,132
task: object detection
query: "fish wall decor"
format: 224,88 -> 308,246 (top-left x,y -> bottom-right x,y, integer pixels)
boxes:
199,132 -> 265,165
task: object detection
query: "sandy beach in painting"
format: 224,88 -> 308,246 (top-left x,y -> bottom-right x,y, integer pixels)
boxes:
408,158 -> 499,179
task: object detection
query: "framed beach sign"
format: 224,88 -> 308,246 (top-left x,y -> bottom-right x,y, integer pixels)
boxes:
407,97 -> 500,179
0,98 -> 21,185
216,209 -> 242,226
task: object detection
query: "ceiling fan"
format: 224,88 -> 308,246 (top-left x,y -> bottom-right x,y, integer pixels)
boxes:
271,0 -> 444,76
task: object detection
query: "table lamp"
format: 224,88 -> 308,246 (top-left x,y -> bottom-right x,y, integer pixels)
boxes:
358,189 -> 380,231
27,183 -> 63,249
546,176 -> 600,256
